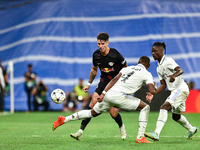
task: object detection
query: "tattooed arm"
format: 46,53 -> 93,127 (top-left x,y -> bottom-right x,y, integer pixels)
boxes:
83,65 -> 98,93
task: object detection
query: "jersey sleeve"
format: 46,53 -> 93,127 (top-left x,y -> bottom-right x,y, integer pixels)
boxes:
143,71 -> 154,85
167,57 -> 179,70
92,52 -> 97,66
116,51 -> 127,68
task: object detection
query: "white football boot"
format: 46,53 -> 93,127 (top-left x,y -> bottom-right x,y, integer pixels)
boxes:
70,129 -> 83,141
120,124 -> 127,140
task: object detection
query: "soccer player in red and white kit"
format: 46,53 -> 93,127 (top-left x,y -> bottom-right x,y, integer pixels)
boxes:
60,32 -> 128,140
145,42 -> 198,141
52,56 -> 157,143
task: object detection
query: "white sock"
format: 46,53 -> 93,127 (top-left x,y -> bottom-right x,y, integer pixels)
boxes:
154,109 -> 168,138
137,105 -> 150,139
64,110 -> 93,123
176,115 -> 194,132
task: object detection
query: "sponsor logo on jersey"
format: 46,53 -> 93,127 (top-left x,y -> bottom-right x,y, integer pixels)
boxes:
101,68 -> 114,73
108,62 -> 114,66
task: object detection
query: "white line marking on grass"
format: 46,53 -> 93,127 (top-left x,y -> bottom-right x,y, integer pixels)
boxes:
32,135 -> 42,137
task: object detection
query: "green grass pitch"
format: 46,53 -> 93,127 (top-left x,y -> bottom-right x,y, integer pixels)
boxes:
0,111 -> 199,150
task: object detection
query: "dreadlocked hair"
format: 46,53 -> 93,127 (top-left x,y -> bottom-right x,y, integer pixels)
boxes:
153,42 -> 166,54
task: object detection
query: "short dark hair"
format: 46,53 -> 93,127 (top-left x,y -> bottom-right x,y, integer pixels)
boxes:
139,56 -> 150,64
97,32 -> 109,41
153,42 -> 166,54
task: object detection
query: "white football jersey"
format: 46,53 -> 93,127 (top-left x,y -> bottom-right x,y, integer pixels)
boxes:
157,55 -> 188,91
110,64 -> 154,95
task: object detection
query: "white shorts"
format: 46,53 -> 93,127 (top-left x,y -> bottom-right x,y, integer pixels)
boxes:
166,88 -> 189,114
93,90 -> 140,114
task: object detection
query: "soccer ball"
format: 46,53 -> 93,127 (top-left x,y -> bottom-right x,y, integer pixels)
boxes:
51,89 -> 66,104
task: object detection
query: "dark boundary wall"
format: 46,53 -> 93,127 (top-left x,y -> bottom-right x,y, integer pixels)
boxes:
134,90 -> 170,111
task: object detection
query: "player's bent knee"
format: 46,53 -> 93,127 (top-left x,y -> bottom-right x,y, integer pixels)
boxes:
109,107 -> 119,118
137,101 -> 149,111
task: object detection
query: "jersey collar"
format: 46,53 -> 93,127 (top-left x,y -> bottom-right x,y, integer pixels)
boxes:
137,63 -> 146,69
158,55 -> 166,65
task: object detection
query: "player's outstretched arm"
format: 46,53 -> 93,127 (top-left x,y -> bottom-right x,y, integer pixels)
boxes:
104,72 -> 122,92
97,72 -> 122,102
154,79 -> 167,95
146,83 -> 157,103
146,80 -> 167,102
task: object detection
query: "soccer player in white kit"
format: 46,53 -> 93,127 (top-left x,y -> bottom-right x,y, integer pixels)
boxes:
52,56 -> 157,143
145,42 -> 198,141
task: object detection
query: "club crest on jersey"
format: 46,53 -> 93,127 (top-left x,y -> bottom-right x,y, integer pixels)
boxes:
163,67 -> 165,71
108,62 -> 114,66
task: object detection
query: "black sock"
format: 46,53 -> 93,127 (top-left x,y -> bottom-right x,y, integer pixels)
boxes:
80,107 -> 92,130
114,113 -> 123,128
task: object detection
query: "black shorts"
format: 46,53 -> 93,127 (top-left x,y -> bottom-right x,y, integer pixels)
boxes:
95,81 -> 107,95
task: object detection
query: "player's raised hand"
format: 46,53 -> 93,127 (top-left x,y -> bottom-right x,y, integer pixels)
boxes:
83,85 -> 90,93
146,92 -> 154,103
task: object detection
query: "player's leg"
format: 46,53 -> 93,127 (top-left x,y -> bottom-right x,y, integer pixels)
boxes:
172,98 -> 198,140
154,102 -> 171,138
171,90 -> 198,140
135,101 -> 152,143
145,101 -> 171,141
82,92 -> 99,126
109,107 -> 122,127
172,113 -> 198,140
70,92 -> 99,140
53,97 -> 111,140
52,108 -> 100,131
109,107 -> 127,140
80,92 -> 99,129
112,94 -> 151,143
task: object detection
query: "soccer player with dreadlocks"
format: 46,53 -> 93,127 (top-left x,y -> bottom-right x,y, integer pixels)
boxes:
144,42 -> 198,141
